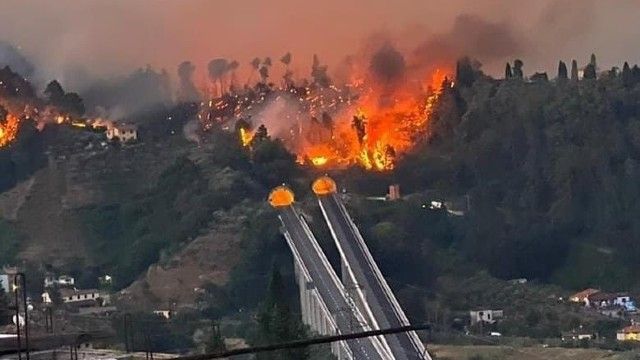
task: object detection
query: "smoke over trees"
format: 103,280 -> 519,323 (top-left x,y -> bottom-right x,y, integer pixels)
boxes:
369,44 -> 406,86
177,61 -> 200,102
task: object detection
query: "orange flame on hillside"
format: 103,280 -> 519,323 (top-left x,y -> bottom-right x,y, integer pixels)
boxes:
295,68 -> 450,170
0,113 -> 21,148
199,55 -> 452,171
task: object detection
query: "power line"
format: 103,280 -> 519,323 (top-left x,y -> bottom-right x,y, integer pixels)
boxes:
170,323 -> 431,360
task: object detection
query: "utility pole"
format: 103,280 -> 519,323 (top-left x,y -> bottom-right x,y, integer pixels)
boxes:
13,273 -> 29,360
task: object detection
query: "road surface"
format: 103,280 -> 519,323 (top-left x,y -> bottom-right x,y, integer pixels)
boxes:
318,194 -> 429,360
279,206 -> 388,360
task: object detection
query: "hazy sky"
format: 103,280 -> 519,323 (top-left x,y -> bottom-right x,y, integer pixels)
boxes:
1,0 -> 639,87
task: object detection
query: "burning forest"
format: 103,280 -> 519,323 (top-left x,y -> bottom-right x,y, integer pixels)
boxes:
197,44 -> 452,171
0,66 -> 112,150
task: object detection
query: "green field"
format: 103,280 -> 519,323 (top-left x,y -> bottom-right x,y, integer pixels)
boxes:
428,344 -> 638,360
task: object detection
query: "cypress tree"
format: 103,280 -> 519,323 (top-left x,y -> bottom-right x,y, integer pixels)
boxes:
513,59 -> 524,79
205,323 -> 226,353
571,60 -> 579,81
505,62 -> 513,79
622,62 -> 632,86
256,265 -> 308,360
557,61 -> 568,81
632,65 -> 640,84
590,53 -> 597,68
583,63 -> 597,80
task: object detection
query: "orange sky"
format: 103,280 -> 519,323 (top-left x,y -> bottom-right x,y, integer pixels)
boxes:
1,0 -> 639,87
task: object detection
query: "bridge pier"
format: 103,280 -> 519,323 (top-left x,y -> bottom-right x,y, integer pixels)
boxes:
293,253 -> 351,359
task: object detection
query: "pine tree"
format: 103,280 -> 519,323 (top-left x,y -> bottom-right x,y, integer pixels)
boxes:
256,265 -> 308,360
513,59 -> 524,79
622,62 -> 632,87
583,63 -> 597,80
557,61 -> 568,81
571,60 -> 579,81
205,323 -> 226,354
505,62 -> 513,79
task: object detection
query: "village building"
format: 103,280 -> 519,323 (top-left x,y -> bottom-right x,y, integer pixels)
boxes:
617,325 -> 640,341
44,274 -> 75,288
561,331 -> 594,342
588,292 -> 635,310
569,288 -> 600,305
106,123 -> 138,142
469,309 -> 504,325
153,310 -> 172,319
387,184 -> 401,201
0,266 -> 20,293
0,274 -> 10,294
42,288 -> 108,307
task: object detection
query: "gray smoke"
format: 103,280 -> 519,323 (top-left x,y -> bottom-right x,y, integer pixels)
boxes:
0,41 -> 34,78
413,14 -> 525,72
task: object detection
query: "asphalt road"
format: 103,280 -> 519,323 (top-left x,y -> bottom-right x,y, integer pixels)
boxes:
279,206 -> 387,360
318,195 -> 428,360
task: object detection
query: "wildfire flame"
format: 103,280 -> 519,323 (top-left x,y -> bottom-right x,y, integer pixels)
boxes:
239,127 -> 254,147
296,68 -> 450,171
0,113 -> 21,148
198,62 -> 452,171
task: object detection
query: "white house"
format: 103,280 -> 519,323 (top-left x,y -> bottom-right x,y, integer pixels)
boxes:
0,274 -> 10,293
470,309 -> 504,325
44,275 -> 75,288
42,288 -> 108,307
106,123 -> 138,142
153,310 -> 172,319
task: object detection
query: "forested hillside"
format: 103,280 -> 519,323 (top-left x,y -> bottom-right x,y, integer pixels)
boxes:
393,57 -> 640,290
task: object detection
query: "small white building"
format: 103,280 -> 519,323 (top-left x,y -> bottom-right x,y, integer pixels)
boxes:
153,310 -> 172,319
42,288 -> 108,307
0,274 -> 10,294
387,184 -> 401,201
470,309 -> 504,325
44,275 -> 75,288
106,123 -> 138,142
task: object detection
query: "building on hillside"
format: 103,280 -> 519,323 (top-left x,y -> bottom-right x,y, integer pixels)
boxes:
106,123 -> 138,142
0,274 -> 9,294
617,325 -> 640,341
42,288 -> 108,307
44,274 -> 75,288
569,288 -> 600,305
561,331 -> 594,342
588,292 -> 635,311
387,184 -> 401,201
153,310 -> 172,319
469,309 -> 504,325
1,266 -> 19,293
